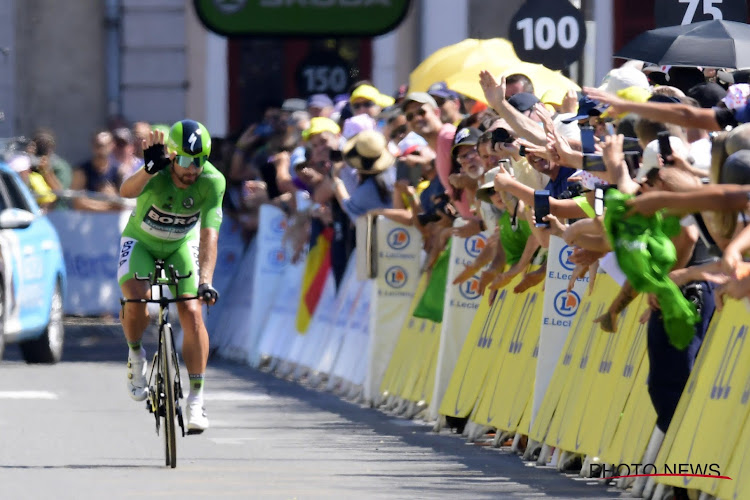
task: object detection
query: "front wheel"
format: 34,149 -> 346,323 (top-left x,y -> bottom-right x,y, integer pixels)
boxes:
161,324 -> 177,468
20,282 -> 64,364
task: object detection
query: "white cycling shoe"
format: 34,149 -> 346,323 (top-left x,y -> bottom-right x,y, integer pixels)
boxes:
186,397 -> 209,434
126,348 -> 148,402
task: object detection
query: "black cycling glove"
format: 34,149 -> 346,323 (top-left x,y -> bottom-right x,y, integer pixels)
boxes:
198,283 -> 219,303
143,143 -> 171,174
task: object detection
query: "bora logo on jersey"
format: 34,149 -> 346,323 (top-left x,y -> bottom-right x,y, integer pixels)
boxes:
387,228 -> 410,250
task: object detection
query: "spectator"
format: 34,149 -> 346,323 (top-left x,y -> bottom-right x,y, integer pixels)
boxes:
9,153 -> 57,211
349,84 -> 395,119
427,81 -> 465,126
331,130 -> 394,222
131,121 -> 151,160
307,94 -> 334,118
111,127 -> 144,180
71,130 -> 124,211
504,73 -> 534,98
32,128 -> 72,190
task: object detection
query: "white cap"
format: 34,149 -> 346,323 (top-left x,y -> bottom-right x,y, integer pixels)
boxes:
598,66 -> 650,94
637,136 -> 691,179
341,114 -> 375,139
9,154 -> 31,173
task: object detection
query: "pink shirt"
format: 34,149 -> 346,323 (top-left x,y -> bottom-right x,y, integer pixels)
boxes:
434,123 -> 474,219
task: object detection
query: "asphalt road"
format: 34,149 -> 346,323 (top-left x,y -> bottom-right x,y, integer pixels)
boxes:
0,320 -> 625,500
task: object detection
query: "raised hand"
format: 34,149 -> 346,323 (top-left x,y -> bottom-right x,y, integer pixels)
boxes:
479,70 -> 506,111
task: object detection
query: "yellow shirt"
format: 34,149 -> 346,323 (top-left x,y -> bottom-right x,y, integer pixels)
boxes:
28,171 -> 56,205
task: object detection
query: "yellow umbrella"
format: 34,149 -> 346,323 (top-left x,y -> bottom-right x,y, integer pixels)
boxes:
445,62 -> 580,105
409,38 -> 520,92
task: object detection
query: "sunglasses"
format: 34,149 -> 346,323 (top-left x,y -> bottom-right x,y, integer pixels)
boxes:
352,101 -> 375,111
406,108 -> 427,122
176,155 -> 207,168
390,124 -> 408,140
456,149 -> 479,163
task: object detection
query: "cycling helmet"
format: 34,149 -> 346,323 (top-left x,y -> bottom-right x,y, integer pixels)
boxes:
167,119 -> 211,168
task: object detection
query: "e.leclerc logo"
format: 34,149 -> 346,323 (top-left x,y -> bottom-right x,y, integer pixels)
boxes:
271,215 -> 287,234
554,290 -> 580,317
464,234 -> 487,258
384,266 -> 408,289
459,276 -> 482,300
267,248 -> 287,269
559,244 -> 575,271
387,228 -> 410,250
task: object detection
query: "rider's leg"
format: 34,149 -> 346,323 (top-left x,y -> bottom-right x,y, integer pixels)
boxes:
166,238 -> 210,430
117,238 -> 156,401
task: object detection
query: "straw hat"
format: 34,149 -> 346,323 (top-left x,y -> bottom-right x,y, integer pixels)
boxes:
342,131 -> 395,175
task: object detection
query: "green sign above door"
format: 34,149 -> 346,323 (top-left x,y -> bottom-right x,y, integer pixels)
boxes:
194,0 -> 412,37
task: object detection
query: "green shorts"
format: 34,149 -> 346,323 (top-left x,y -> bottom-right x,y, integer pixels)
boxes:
117,236 -> 199,296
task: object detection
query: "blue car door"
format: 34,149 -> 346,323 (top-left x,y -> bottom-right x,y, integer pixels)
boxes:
0,170 -> 49,333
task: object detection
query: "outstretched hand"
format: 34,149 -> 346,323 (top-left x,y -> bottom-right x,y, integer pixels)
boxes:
479,70 -> 506,111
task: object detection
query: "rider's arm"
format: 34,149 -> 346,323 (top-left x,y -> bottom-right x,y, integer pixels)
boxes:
120,167 -> 154,198
198,228 -> 219,285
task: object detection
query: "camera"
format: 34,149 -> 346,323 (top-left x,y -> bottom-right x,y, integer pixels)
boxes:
417,192 -> 453,225
491,128 -> 514,146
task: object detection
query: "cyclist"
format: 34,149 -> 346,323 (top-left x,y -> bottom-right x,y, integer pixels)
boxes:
117,119 -> 225,433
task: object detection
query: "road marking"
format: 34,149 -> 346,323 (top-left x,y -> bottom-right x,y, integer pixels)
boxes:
208,437 -> 258,445
0,391 -> 58,400
203,391 -> 271,402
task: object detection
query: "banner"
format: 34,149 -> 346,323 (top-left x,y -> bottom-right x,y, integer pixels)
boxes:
244,205 -> 290,366
48,210 -> 130,316
364,217 -> 422,404
531,235 -> 590,424
205,217 -> 247,334
430,227 -> 488,420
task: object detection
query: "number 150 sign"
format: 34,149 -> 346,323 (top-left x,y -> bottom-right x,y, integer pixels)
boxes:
655,0 -> 747,27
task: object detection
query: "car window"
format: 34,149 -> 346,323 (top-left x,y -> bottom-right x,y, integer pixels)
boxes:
0,172 -> 30,211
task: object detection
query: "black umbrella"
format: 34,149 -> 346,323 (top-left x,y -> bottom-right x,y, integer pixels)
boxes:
615,20 -> 750,69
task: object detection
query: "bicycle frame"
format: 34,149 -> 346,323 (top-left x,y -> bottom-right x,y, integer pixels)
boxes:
120,259 -> 200,467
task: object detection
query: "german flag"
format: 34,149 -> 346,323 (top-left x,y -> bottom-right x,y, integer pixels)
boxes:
295,226 -> 334,333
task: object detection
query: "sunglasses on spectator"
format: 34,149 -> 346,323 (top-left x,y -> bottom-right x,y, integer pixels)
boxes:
352,101 -> 375,111
176,155 -> 207,168
390,124 -> 408,140
406,108 -> 427,122
456,149 -> 479,163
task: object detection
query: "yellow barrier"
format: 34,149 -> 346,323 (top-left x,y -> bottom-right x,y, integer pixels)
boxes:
655,299 -> 750,496
408,331 -> 441,405
379,274 -> 429,398
438,276 -> 524,418
400,320 -> 439,401
472,283 -> 544,433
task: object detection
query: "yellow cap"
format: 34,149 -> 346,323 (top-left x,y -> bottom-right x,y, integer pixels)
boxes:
350,84 -> 395,108
541,88 -> 565,107
302,117 -> 340,141
601,85 -> 653,119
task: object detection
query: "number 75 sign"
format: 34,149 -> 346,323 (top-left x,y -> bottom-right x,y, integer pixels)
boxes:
509,0 -> 586,71
655,0 -> 747,27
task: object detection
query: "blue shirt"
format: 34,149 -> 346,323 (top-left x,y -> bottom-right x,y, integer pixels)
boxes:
546,166 -> 577,199
341,176 -> 392,222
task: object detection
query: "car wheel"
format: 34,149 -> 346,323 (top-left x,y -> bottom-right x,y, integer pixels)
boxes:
20,281 -> 64,364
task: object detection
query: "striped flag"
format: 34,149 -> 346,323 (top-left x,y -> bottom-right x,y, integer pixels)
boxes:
295,226 -> 334,333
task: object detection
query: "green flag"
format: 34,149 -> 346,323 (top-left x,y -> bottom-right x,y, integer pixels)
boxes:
603,189 -> 699,350
413,240 -> 452,323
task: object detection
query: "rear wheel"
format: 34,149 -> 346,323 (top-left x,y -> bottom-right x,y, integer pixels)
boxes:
161,324 -> 177,468
20,282 -> 64,364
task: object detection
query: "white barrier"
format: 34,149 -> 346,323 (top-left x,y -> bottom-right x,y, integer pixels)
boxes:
531,236 -> 589,425
364,217 -> 423,405
48,210 -> 131,316
430,222 -> 488,420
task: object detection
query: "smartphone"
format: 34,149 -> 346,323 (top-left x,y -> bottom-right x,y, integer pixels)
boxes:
580,125 -> 596,154
594,184 -> 606,216
534,190 -> 551,228
622,136 -> 642,154
657,131 -> 673,165
582,154 -> 607,172
491,127 -> 514,146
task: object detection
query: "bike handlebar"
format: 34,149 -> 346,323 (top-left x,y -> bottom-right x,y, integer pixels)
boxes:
120,295 -> 200,306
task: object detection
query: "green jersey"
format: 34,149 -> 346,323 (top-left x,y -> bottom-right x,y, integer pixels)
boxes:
122,162 -> 226,257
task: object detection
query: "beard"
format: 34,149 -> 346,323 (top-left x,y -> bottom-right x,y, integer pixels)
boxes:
172,166 -> 200,186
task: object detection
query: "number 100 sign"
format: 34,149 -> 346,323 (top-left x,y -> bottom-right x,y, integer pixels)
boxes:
509,0 -> 587,71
